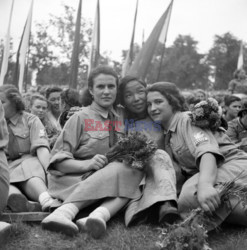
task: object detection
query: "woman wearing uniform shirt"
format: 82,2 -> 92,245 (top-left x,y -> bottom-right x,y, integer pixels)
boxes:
146,81 -> 247,230
30,94 -> 60,148
42,66 -> 143,238
0,86 -> 54,212
118,76 -> 179,226
0,100 -> 11,243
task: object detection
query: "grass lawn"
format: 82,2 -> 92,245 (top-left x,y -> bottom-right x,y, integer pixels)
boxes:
2,215 -> 247,250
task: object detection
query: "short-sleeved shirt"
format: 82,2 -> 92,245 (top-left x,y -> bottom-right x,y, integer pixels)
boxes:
7,112 -> 49,160
227,117 -> 247,149
49,102 -> 125,168
166,112 -> 225,176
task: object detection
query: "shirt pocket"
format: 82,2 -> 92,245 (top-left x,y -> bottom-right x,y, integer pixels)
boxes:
77,130 -> 110,158
13,130 -> 31,154
171,143 -> 195,170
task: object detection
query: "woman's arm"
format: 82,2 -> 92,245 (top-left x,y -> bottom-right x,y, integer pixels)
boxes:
54,154 -> 108,174
37,146 -> 50,171
197,153 -> 221,213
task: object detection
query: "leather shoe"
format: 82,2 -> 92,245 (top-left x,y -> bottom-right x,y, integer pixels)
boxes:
159,201 -> 181,225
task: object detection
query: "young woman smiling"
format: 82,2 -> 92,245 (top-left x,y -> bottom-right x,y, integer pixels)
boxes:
146,81 -> 247,230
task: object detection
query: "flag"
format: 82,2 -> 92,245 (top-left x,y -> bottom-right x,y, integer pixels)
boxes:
122,0 -> 139,77
13,0 -> 33,93
0,0 -> 15,86
88,0 -> 100,75
128,0 -> 174,80
237,41 -> 244,70
69,0 -> 82,89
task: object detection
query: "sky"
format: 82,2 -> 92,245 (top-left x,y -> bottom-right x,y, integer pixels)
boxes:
0,0 -> 247,61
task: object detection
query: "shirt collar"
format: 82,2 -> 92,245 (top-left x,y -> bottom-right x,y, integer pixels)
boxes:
90,101 -> 119,119
8,112 -> 21,125
163,111 -> 186,135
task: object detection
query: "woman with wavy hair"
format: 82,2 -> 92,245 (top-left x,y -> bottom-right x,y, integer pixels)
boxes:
0,85 -> 54,212
146,81 -> 247,230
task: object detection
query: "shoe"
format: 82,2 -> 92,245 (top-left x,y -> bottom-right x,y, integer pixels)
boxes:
7,193 -> 42,212
41,212 -> 78,236
159,201 -> 181,225
85,217 -> 106,239
0,222 -> 11,245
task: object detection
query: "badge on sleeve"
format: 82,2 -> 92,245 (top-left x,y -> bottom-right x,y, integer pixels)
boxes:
39,129 -> 46,138
193,131 -> 209,146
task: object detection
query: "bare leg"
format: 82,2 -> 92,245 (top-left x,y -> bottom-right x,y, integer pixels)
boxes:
18,177 -> 47,201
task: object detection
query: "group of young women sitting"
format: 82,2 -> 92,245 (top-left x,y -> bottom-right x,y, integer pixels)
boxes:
1,65 -> 247,240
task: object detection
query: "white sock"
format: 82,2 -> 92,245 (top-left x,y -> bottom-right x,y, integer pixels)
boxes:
39,191 -> 54,210
89,207 -> 111,222
55,203 -> 79,220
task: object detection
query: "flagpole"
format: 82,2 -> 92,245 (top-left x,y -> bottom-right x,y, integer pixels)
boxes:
0,0 -> 15,86
156,0 -> 174,82
128,0 -> 174,80
69,0 -> 82,89
121,0 -> 139,77
156,44 -> 166,82
88,0 -> 100,76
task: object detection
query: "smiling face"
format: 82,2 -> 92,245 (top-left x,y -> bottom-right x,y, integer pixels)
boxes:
89,73 -> 117,109
30,99 -> 48,120
147,91 -> 174,128
47,91 -> 62,114
123,80 -> 147,115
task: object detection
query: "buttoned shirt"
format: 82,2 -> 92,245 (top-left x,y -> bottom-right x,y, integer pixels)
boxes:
227,117 -> 247,151
6,112 -> 49,160
49,102 -> 125,166
165,112 -> 225,176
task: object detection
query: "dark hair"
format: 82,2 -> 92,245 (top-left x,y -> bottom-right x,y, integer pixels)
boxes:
83,65 -> 119,106
118,75 -> 147,106
0,86 -> 25,112
233,69 -> 245,79
147,82 -> 188,112
45,86 -> 63,99
88,65 -> 119,89
30,94 -> 48,107
224,95 -> 241,107
61,88 -> 82,108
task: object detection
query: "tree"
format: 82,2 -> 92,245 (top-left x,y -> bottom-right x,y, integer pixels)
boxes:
207,32 -> 245,90
29,4 -> 92,87
147,35 -> 210,89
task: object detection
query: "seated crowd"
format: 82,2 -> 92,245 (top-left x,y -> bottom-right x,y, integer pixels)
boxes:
1,65 -> 247,243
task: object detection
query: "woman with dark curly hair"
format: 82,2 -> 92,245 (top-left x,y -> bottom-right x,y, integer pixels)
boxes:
0,85 -> 55,212
118,76 -> 179,227
146,81 -> 247,230
59,88 -> 82,128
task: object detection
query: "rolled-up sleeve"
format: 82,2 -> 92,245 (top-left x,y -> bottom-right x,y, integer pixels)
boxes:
29,116 -> 50,155
182,117 -> 224,167
49,113 -> 83,168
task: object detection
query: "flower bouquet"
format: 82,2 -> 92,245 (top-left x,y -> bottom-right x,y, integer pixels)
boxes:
105,131 -> 157,170
190,97 -> 223,131
156,171 -> 247,250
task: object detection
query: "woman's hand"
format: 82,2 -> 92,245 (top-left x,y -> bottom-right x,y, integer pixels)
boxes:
85,154 -> 108,171
197,183 -> 221,214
